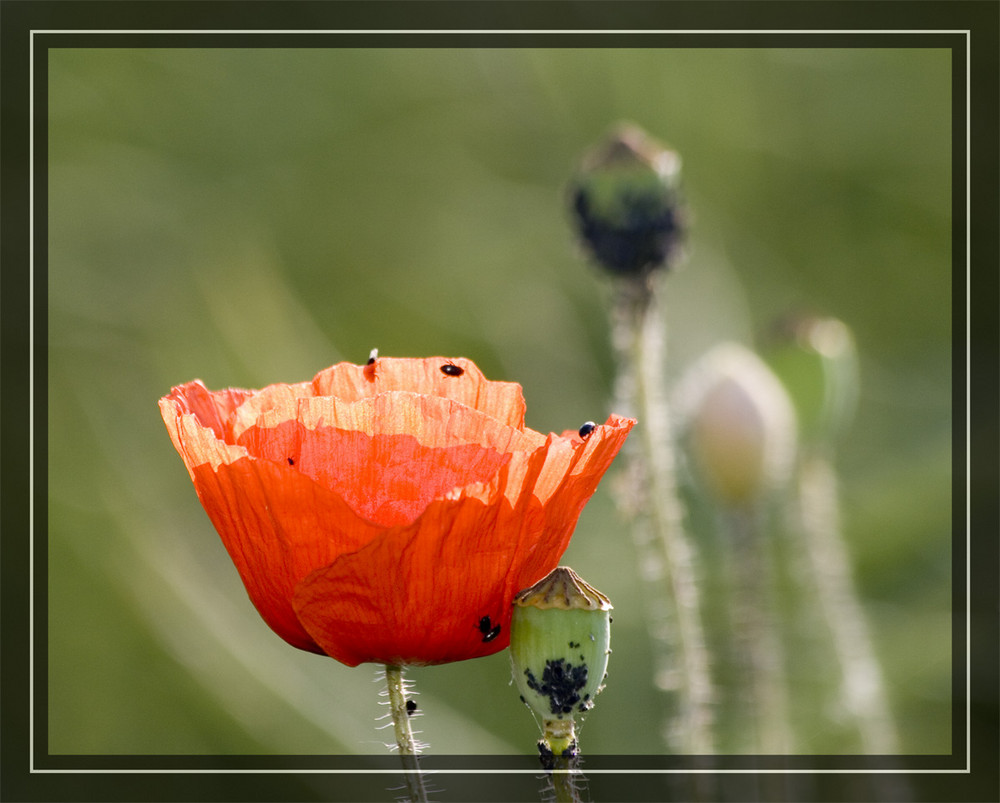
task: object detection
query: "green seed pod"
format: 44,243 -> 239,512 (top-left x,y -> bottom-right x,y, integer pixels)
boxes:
510,566 -> 612,755
568,122 -> 686,276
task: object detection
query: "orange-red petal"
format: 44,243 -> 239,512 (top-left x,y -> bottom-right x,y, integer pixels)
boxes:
239,421 -> 512,527
291,415 -> 634,666
311,357 -> 527,429
231,391 -> 542,526
188,456 -> 380,652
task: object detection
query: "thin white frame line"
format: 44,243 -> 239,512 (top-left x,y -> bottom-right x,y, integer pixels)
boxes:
29,28 -> 972,777
964,27 -> 973,771
28,767 -> 971,776
28,25 -> 36,775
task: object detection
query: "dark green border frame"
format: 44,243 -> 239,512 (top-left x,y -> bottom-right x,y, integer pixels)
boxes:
2,2 -> 996,801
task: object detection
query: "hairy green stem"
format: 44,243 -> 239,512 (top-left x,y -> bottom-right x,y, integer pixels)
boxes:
540,719 -> 582,803
383,664 -> 428,803
551,772 -> 580,803
609,277 -> 715,755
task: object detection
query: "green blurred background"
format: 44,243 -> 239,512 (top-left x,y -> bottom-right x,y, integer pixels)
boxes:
47,47 -> 951,758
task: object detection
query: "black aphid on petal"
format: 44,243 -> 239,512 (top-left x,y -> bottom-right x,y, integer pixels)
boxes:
477,615 -> 501,642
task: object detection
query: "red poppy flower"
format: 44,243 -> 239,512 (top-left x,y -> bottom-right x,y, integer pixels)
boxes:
159,357 -> 634,668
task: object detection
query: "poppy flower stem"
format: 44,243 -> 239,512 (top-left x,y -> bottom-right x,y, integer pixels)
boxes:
549,771 -> 582,803
608,276 -> 715,754
538,719 -> 583,803
382,664 -> 428,803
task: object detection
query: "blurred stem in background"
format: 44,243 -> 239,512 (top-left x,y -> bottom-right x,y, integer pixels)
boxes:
796,456 -> 901,754
569,124 -> 715,755
724,506 -> 793,755
769,317 -> 902,758
609,280 -> 716,755
678,343 -> 799,754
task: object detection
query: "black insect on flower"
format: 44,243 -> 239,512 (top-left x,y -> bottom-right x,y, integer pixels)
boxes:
477,615 -> 501,643
578,421 -> 597,439
363,348 -> 379,381
440,362 -> 465,377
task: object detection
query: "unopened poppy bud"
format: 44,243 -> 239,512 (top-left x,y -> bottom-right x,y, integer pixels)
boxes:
568,122 -> 685,276
510,567 -> 612,758
765,315 -> 859,448
677,343 -> 798,508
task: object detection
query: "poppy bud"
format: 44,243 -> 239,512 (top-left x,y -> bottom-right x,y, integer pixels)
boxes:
765,315 -> 859,449
568,122 -> 685,276
677,343 -> 798,508
510,566 -> 612,758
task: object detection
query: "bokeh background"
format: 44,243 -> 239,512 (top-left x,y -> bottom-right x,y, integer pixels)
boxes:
47,46 -> 952,759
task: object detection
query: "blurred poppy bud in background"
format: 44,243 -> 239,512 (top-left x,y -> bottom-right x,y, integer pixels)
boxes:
677,343 -> 798,509
568,122 -> 686,276
764,314 -> 859,450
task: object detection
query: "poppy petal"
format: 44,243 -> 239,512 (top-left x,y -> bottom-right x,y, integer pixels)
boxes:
240,421 -> 513,527
161,380 -> 255,440
160,391 -> 252,479
189,456 -> 381,652
237,391 -> 544,451
161,385 -> 381,651
311,357 -> 527,428
291,414 -> 634,666
233,392 -> 542,526
292,494 -> 522,666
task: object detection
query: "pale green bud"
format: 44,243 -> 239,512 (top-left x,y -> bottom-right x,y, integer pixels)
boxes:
677,343 -> 798,507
